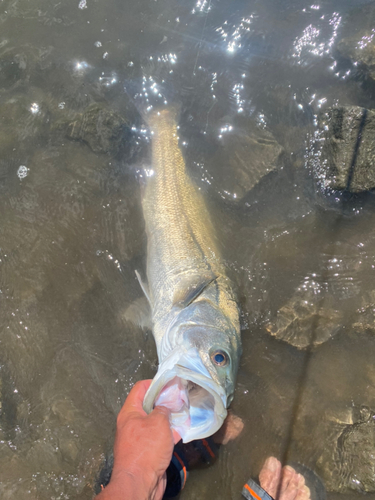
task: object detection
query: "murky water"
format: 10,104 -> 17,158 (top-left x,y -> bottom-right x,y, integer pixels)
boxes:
1,0 -> 375,498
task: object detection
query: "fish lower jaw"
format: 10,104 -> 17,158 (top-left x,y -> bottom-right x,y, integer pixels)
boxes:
157,375 -> 226,442
143,352 -> 227,442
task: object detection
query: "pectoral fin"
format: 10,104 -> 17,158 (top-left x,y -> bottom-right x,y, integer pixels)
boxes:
173,273 -> 217,309
135,270 -> 151,305
123,296 -> 152,331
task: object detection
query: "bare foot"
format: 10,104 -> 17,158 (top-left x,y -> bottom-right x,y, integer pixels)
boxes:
259,457 -> 311,500
213,410 -> 244,445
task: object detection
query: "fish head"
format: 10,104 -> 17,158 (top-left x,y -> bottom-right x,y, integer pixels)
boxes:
143,325 -> 240,443
183,324 -> 239,404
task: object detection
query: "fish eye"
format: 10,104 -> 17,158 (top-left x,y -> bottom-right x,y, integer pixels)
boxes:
211,350 -> 229,367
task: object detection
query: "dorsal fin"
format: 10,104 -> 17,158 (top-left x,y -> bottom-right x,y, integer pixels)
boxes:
173,273 -> 217,309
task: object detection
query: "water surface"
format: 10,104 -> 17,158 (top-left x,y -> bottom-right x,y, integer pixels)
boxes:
1,0 -> 375,498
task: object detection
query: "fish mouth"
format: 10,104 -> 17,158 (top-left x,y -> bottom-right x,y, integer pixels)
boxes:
143,348 -> 227,443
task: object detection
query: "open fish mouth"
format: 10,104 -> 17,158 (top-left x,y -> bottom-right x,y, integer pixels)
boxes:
143,348 -> 227,443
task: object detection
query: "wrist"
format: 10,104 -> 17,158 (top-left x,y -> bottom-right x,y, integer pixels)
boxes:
107,462 -> 157,500
97,471 -> 153,500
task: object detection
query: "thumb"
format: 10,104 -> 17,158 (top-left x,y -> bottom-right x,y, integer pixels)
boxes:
151,405 -> 171,419
152,406 -> 181,444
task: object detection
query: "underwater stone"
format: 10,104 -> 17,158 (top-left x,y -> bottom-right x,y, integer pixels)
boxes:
336,34 -> 375,82
334,3 -> 375,85
207,126 -> 283,199
0,92 -> 51,153
265,285 -> 341,349
0,50 -> 27,89
317,406 -> 375,493
66,103 -> 131,156
315,106 -> 375,193
352,290 -> 375,334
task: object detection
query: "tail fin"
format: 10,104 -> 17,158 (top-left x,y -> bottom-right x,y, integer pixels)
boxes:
145,105 -> 181,131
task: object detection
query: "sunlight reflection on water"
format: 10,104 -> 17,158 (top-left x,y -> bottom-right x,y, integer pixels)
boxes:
0,0 -> 375,498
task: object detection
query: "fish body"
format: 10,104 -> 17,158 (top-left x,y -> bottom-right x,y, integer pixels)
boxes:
140,108 -> 242,442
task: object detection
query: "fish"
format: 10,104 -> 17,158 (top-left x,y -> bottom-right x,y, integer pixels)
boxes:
138,107 -> 242,443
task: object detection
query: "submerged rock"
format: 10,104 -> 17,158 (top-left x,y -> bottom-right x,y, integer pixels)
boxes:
265,283 -> 341,349
353,290 -> 375,334
0,90 -> 51,159
0,48 -> 28,89
206,124 -> 284,199
317,405 -> 375,493
334,3 -> 375,85
64,103 -> 131,156
314,106 -> 375,193
337,34 -> 375,82
0,44 -> 54,91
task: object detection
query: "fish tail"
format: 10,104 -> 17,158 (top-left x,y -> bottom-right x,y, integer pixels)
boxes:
145,104 -> 182,131
122,82 -> 181,127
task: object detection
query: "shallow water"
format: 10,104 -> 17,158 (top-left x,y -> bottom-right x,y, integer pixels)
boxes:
1,0 -> 375,498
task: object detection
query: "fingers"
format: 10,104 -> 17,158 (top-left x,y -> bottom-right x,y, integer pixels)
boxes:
121,380 -> 152,415
118,380 -> 181,444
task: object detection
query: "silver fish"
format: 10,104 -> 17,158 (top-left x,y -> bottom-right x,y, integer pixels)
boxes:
138,108 -> 242,443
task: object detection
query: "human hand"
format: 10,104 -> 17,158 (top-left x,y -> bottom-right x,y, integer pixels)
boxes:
97,379 -> 180,500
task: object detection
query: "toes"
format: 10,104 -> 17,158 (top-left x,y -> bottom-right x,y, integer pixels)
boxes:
259,457 -> 282,498
295,485 -> 311,500
278,465 -> 299,500
212,411 -> 244,445
220,413 -> 244,444
259,459 -> 312,500
297,473 -> 305,489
